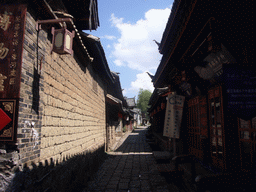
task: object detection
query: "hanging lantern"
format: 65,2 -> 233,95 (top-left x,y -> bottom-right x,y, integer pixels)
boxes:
51,27 -> 75,55
36,18 -> 75,56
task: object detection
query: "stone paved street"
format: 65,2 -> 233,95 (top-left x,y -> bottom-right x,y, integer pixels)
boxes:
84,127 -> 172,192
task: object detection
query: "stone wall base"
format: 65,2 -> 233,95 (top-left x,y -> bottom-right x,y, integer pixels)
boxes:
2,145 -> 106,192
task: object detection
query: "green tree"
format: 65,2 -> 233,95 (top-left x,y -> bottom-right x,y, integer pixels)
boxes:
137,89 -> 152,119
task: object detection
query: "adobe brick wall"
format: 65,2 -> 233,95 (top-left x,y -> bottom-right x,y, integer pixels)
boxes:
17,10 -> 107,167
40,42 -> 106,163
106,124 -> 116,151
1,5 -> 109,192
16,10 -> 45,165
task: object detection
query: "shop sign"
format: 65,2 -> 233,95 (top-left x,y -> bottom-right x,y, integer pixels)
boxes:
223,65 -> 256,120
163,93 -> 185,138
0,4 -> 26,98
194,44 -> 236,84
0,4 -> 26,141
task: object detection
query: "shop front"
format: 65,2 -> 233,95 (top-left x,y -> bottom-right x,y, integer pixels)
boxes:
150,0 -> 255,189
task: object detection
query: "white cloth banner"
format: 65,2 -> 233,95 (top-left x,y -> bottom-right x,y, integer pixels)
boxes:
163,93 -> 185,138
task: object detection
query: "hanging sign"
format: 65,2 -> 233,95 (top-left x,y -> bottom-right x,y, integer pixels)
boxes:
194,44 -> 236,84
223,64 -> 256,120
0,4 -> 26,141
163,93 -> 185,138
0,4 -> 26,98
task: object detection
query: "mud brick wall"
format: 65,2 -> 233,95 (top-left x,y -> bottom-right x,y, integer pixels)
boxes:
1,5 -> 109,192
17,10 -> 107,167
106,124 -> 116,151
16,10 -> 45,166
41,50 -> 106,164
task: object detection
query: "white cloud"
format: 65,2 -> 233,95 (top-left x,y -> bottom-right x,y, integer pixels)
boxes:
130,72 -> 154,93
110,14 -> 124,26
110,8 -> 171,72
101,35 -> 116,40
114,59 -> 124,66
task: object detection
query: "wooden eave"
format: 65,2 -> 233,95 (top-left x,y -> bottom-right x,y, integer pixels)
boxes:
110,72 -> 127,108
80,32 -> 115,84
154,0 -> 254,88
148,87 -> 169,113
61,0 -> 99,30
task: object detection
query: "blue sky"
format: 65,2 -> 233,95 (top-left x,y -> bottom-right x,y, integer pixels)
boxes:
87,0 -> 174,99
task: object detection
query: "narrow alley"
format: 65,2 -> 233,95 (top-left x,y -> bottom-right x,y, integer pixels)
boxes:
0,1 -> 254,192
84,126 -> 179,192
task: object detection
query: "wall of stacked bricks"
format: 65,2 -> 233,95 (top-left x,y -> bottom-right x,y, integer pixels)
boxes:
17,10 -> 107,167
106,124 -> 115,151
109,125 -> 116,150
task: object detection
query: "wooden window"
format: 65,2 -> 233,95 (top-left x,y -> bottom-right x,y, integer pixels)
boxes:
238,117 -> 256,170
208,86 -> 225,170
200,97 -> 208,137
187,96 -> 208,160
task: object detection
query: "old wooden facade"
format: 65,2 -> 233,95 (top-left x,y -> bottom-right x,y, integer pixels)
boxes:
149,0 -> 255,190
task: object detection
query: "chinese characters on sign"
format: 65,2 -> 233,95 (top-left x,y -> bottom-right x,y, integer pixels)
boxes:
0,4 -> 26,97
0,4 -> 26,141
0,12 -> 11,31
195,44 -> 236,84
9,15 -> 22,86
0,73 -> 7,91
223,65 -> 256,120
163,93 -> 185,139
0,43 -> 9,59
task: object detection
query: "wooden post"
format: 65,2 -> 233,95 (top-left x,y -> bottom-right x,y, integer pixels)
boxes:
173,138 -> 176,156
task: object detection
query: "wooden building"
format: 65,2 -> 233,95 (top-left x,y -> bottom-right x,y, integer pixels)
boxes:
106,71 -> 128,151
125,97 -> 137,131
149,0 -> 255,190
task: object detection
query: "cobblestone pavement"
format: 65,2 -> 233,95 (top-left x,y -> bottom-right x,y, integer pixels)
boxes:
84,127 -> 171,192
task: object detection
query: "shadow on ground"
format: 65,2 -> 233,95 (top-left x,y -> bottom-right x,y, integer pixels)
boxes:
84,127 -> 183,192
